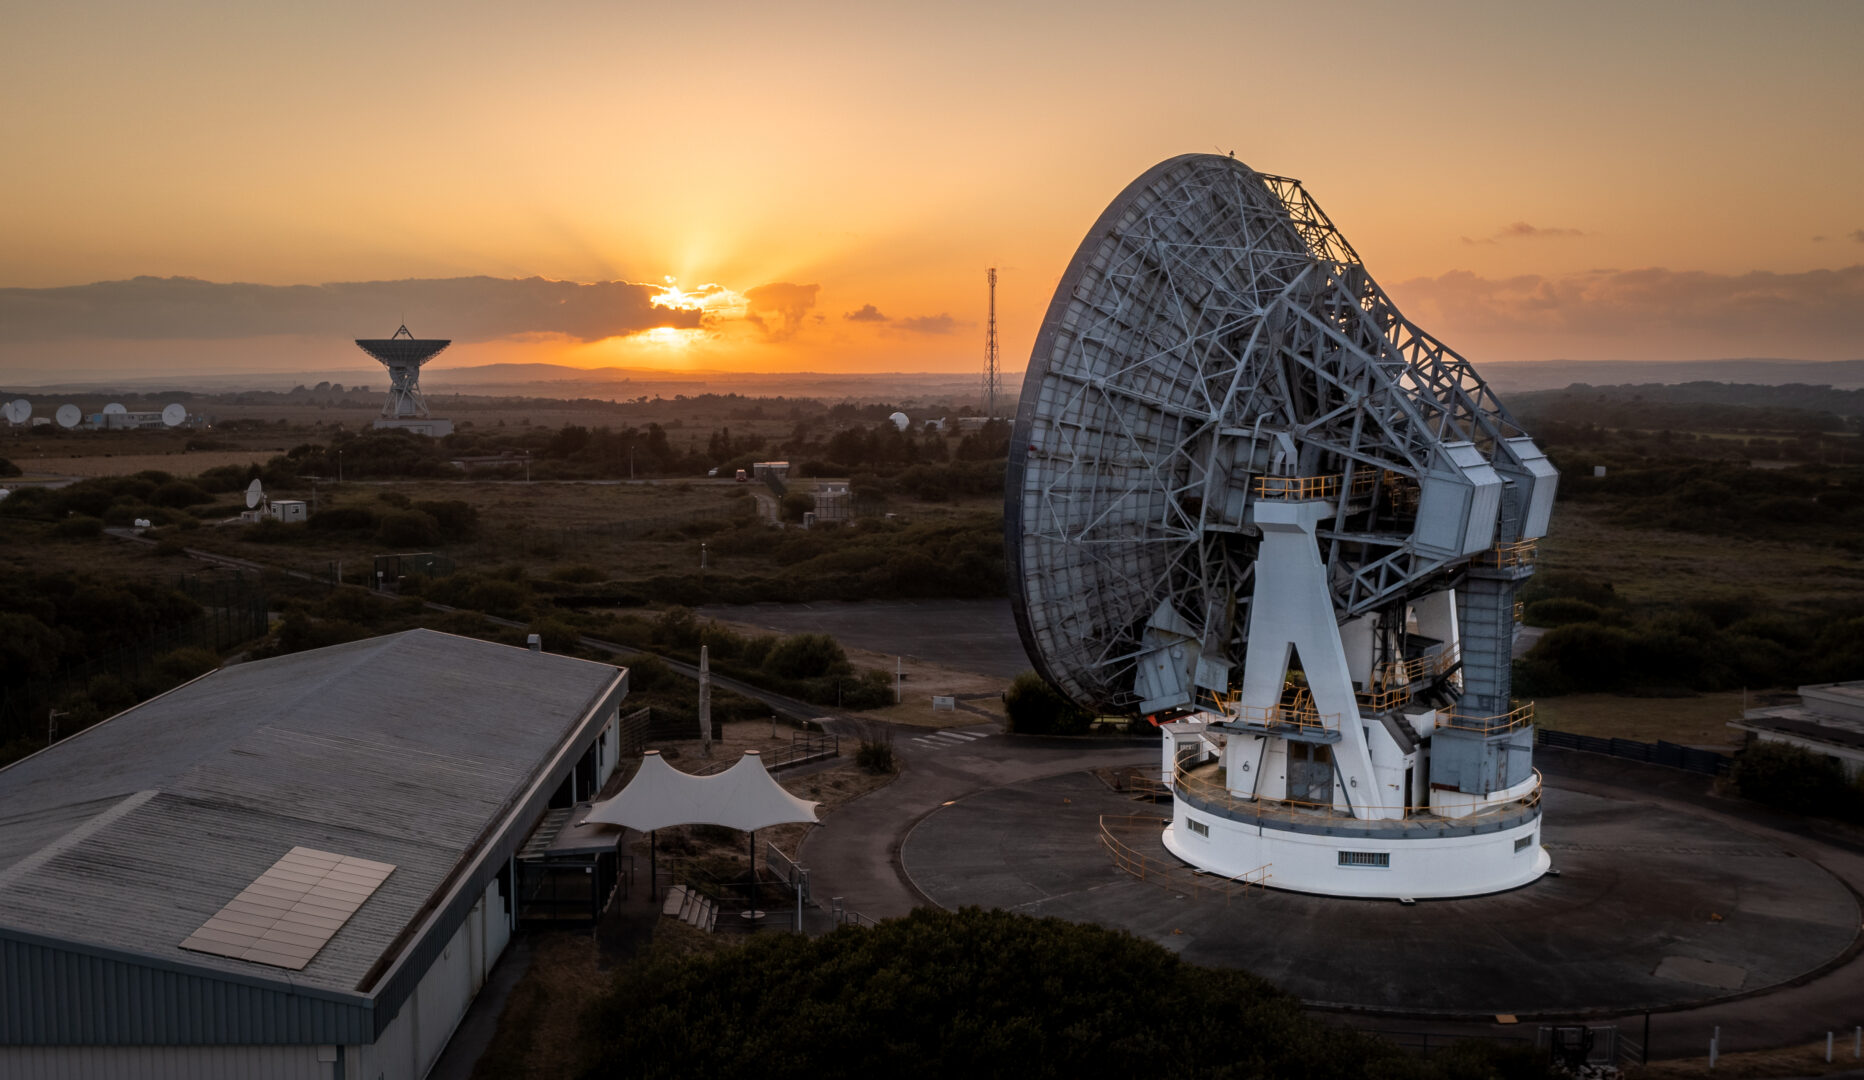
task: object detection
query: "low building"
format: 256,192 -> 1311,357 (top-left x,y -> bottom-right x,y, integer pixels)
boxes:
1732,680 -> 1864,776
0,629 -> 629,1079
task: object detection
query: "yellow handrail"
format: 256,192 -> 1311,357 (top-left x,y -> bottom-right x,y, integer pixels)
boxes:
1172,761 -> 1542,819
1475,539 -> 1538,569
1252,474 -> 1341,501
1098,814 -> 1269,902
1439,702 -> 1536,735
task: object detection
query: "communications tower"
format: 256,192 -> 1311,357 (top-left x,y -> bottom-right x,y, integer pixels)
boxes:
983,268 -> 1000,421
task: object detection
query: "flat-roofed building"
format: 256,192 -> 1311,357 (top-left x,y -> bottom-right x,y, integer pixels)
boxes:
0,629 -> 629,1080
1732,680 -> 1864,776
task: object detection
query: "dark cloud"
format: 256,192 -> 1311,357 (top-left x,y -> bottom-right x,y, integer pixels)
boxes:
898,313 -> 957,335
1390,264 -> 1864,339
0,275 -> 701,344
1464,222 -> 1586,246
1497,221 -> 1585,239
844,303 -> 889,322
742,282 -> 819,341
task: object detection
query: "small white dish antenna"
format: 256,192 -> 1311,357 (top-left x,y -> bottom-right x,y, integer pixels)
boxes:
161,403 -> 186,427
103,402 -> 127,415
0,489 -> 10,502
889,411 -> 910,432
55,404 -> 81,429
4,399 -> 30,424
245,479 -> 266,510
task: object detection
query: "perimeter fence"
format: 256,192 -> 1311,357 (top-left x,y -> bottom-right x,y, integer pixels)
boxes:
1537,729 -> 1731,776
0,569 -> 270,750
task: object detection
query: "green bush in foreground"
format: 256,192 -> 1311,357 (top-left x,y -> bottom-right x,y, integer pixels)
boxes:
578,907 -> 1547,1080
1732,739 -> 1864,821
1004,670 -> 1094,735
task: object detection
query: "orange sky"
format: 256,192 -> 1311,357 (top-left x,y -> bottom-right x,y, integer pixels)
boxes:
2,0 -> 1862,382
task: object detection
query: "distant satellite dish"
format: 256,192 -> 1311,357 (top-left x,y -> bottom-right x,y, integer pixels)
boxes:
5,399 -> 30,424
245,479 -> 265,510
54,404 -> 80,429
0,489 -> 10,502
888,411 -> 910,432
161,403 -> 186,427
103,402 -> 127,415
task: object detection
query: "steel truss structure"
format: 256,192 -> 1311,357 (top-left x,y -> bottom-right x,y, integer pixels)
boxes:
1006,154 -> 1554,715
355,325 -> 451,422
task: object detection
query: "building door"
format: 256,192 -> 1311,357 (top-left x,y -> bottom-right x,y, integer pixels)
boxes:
1288,743 -> 1333,805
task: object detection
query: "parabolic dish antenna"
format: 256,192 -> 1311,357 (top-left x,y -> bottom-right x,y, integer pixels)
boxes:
5,399 -> 31,424
888,411 -> 910,432
54,404 -> 81,429
1006,154 -> 1558,899
102,402 -> 127,415
245,479 -> 265,510
161,403 -> 187,427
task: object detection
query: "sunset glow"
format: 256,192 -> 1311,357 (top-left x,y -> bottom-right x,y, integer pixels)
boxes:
0,1 -> 1860,381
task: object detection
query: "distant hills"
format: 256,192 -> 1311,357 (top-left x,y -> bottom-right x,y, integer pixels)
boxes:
1482,359 -> 1864,392
9,357 -> 1863,399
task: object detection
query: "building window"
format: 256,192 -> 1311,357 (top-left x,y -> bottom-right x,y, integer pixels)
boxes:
1338,851 -> 1390,868
1186,818 -> 1210,838
1515,834 -> 1534,852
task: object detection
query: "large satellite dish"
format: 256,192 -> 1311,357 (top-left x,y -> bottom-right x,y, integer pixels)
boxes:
161,403 -> 187,427
102,402 -> 127,415
4,399 -> 31,425
1007,154 -> 1558,898
54,404 -> 81,429
245,479 -> 265,510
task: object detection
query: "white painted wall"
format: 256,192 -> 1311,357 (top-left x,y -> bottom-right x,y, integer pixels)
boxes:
1163,804 -> 1547,899
0,1045 -> 330,1080
355,876 -> 512,1080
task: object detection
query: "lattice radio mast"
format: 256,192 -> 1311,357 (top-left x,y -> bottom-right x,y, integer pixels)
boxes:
984,267 -> 1000,419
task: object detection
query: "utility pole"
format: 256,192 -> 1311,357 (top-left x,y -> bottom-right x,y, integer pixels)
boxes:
984,267 -> 1000,420
699,645 -> 713,754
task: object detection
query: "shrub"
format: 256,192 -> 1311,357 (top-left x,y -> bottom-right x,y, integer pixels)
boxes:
153,646 -> 220,685
375,509 -> 441,547
763,633 -> 848,680
550,563 -> 608,584
0,458 -> 19,478
1004,671 -> 1093,735
779,491 -> 816,523
527,616 -> 584,654
52,515 -> 103,539
856,734 -> 897,774
149,481 -> 213,508
308,506 -> 379,532
414,499 -> 480,540
1731,740 -> 1864,820
1521,598 -> 1602,627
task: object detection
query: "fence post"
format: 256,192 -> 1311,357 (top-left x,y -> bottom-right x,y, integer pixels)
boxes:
1708,1036 -> 1716,1069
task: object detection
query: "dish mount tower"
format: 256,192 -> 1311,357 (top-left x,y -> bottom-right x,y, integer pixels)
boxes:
355,325 -> 454,437
983,268 -> 1000,421
1007,155 -> 1559,899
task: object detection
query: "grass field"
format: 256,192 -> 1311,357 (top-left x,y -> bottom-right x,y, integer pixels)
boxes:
1533,692 -> 1748,749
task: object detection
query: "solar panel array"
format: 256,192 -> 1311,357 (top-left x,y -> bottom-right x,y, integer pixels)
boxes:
180,847 -> 394,970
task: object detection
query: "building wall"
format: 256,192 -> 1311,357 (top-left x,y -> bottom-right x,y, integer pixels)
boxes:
354,877 -> 509,1080
1753,731 -> 1864,778
0,1044 -> 332,1080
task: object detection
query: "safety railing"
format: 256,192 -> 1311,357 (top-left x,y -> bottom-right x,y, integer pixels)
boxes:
1098,814 -> 1269,902
1474,539 -> 1538,569
1514,600 -> 1525,623
1231,702 -> 1336,734
1172,761 -> 1542,822
1252,475 -> 1341,501
1439,702 -> 1536,735
1358,647 -> 1459,711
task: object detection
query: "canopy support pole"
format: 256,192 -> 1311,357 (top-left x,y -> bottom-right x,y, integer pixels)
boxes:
749,828 -> 758,922
650,829 -> 657,902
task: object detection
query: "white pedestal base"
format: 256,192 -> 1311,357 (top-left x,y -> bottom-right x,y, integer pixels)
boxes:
1163,802 -> 1549,900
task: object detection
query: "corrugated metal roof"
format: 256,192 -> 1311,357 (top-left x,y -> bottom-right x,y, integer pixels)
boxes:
0,630 -> 623,1008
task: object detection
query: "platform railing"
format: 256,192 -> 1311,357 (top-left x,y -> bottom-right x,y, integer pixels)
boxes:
1439,702 -> 1536,735
1474,538 -> 1538,569
1172,761 -> 1542,822
1252,474 -> 1341,501
1098,814 -> 1269,902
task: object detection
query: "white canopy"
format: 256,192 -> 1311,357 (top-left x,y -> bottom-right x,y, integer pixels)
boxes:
583,750 -> 820,833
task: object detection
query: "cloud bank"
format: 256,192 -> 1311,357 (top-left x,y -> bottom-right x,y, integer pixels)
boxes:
1388,263 -> 1864,360
844,303 -> 888,322
0,275 -> 701,343
742,282 -> 819,341
898,313 -> 957,334
1461,221 -> 1587,246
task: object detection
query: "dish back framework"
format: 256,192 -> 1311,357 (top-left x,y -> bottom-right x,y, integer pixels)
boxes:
355,325 -> 454,437
1006,154 -> 1558,898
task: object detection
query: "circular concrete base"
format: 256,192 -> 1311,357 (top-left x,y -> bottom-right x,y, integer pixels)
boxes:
901,771 -> 1860,1015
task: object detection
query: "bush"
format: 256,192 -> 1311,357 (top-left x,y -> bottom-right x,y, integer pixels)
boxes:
550,563 -> 608,584
577,906 -> 1542,1080
779,491 -> 816,523
527,616 -> 584,654
1004,671 -> 1093,735
1520,598 -> 1601,627
0,458 -> 19,478
1731,740 -> 1864,820
763,633 -> 848,680
149,481 -> 213,508
153,646 -> 220,685
308,506 -> 379,532
855,733 -> 897,774
414,499 -> 480,540
52,515 -> 103,538
376,509 -> 441,548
